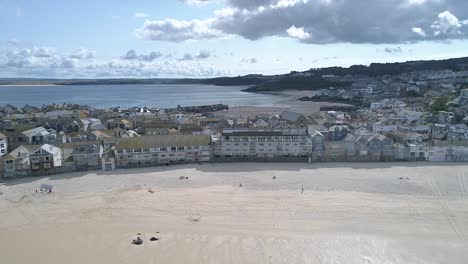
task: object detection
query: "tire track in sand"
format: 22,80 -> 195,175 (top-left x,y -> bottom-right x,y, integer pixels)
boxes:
429,175 -> 465,241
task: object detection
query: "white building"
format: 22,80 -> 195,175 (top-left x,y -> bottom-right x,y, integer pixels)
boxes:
426,142 -> 468,162
2,144 -> 62,178
2,145 -> 36,178
0,132 -> 7,157
115,135 -> 211,168
373,120 -> 399,134
360,85 -> 375,94
220,128 -> 311,159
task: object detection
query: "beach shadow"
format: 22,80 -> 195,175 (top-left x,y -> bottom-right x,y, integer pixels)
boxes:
2,161 -> 466,186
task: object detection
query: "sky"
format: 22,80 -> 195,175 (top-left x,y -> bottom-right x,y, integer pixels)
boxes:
1,0 -> 468,78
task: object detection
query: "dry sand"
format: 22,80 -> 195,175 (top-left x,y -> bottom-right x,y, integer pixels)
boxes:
1,162 -> 468,264
217,90 -> 352,117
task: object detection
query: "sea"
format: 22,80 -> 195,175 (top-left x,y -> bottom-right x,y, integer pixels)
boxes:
0,84 -> 288,109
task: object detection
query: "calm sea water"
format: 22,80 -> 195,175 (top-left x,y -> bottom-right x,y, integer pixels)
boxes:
0,84 -> 287,109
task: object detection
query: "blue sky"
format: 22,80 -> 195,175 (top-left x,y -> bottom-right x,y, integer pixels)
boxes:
1,0 -> 468,78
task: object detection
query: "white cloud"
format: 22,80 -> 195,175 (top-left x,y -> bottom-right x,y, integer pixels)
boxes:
142,0 -> 468,44
0,44 -> 224,78
286,25 -> 310,40
180,0 -> 217,6
134,12 -> 149,18
121,49 -> 163,62
431,11 -> 464,36
32,47 -> 56,58
412,27 -> 427,37
137,19 -> 223,42
69,48 -> 95,59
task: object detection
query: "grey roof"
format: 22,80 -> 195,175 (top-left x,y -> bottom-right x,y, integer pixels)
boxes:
4,145 -> 38,161
73,142 -> 102,155
115,135 -> 211,150
280,111 -> 306,122
33,144 -> 61,156
22,126 -> 48,138
222,128 -> 307,137
223,131 -> 283,136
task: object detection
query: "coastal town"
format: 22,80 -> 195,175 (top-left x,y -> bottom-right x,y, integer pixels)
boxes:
1,69 -> 468,179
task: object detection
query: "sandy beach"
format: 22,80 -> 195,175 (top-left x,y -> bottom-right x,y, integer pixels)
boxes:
1,162 -> 467,264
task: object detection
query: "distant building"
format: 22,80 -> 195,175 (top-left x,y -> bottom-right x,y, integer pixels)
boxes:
373,120 -> 398,134
114,135 -> 211,168
279,111 -> 308,126
3,144 -> 62,178
29,144 -> 62,176
0,132 -> 8,156
71,141 -> 104,171
80,118 -> 103,132
220,128 -> 311,159
360,85 -> 375,94
426,141 -> 468,161
19,126 -> 58,145
2,145 -> 36,178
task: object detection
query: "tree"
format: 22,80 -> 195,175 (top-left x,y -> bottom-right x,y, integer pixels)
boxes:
429,96 -> 450,113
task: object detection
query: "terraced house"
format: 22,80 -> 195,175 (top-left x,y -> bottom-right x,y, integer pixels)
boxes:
220,128 -> 311,159
114,135 -> 211,168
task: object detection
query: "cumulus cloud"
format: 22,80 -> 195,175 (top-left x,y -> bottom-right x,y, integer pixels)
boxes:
59,58 -> 77,69
287,25 -> 310,40
121,49 -> 163,62
412,27 -> 427,37
0,45 -> 224,78
178,51 -> 211,61
431,11 -> 466,36
137,19 -> 224,42
143,0 -> 468,44
2,47 -> 57,68
69,48 -> 95,59
32,47 -> 56,58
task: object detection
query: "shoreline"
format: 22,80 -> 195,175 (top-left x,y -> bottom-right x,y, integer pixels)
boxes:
0,84 -> 63,87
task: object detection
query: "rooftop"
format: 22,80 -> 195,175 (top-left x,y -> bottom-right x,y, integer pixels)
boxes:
115,135 -> 211,150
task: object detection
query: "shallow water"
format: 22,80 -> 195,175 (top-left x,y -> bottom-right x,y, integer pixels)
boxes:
0,84 -> 288,108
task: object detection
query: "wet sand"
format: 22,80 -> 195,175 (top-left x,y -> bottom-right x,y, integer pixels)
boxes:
1,162 -> 467,264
